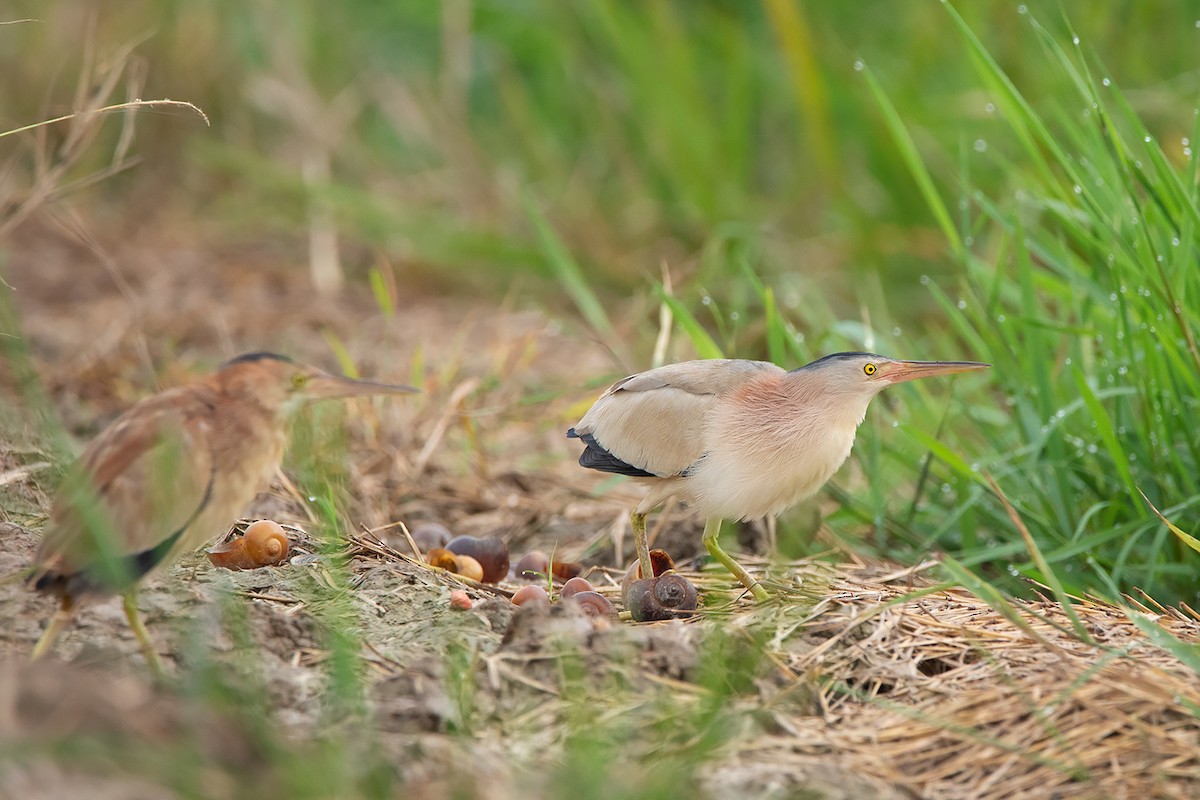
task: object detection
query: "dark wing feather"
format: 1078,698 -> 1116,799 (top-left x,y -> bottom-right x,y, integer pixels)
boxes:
575,432 -> 655,478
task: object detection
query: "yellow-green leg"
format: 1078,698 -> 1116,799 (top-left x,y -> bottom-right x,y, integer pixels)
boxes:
702,517 -> 769,601
631,511 -> 653,580
31,595 -> 76,661
123,591 -> 164,677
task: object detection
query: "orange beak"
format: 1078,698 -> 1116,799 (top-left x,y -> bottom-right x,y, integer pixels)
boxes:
879,360 -> 990,384
304,373 -> 419,401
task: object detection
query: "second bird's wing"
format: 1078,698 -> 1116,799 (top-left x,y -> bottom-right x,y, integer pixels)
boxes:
33,387 -> 218,594
570,359 -> 785,478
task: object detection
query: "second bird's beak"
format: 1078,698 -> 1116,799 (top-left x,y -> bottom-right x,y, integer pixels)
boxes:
881,360 -> 990,384
304,373 -> 419,400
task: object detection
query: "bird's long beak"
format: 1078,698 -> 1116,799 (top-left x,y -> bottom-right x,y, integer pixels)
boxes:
881,360 -> 990,384
305,373 -> 419,400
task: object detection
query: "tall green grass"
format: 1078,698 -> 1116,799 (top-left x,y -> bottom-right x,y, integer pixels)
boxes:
648,4 -> 1200,604
894,4 -> 1200,604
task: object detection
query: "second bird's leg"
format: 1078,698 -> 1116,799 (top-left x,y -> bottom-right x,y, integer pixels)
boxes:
702,517 -> 769,602
631,511 -> 653,580
122,591 -> 164,677
30,595 -> 76,661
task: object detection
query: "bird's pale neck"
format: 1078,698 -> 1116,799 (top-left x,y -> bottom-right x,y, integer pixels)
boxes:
780,370 -> 877,431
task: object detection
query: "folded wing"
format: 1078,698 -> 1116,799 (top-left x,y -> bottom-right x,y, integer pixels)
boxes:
568,359 -> 784,478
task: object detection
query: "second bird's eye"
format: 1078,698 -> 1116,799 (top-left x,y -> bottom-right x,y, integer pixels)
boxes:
864,363 -> 877,375
291,373 -> 308,389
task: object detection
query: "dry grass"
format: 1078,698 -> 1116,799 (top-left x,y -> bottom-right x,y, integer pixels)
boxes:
1,230 -> 1198,799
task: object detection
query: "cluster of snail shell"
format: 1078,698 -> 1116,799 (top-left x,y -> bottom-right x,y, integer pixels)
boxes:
209,519 -> 700,623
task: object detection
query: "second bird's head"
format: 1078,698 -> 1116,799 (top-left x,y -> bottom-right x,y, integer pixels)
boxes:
217,352 -> 417,416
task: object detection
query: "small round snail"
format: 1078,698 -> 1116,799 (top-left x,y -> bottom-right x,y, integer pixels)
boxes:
424,548 -> 485,582
511,584 -> 551,609
625,574 -> 698,622
425,547 -> 459,571
445,536 -> 510,583
559,576 -> 594,599
453,554 -> 485,582
410,522 -> 453,553
551,560 -> 583,580
566,590 -> 617,619
207,519 -> 290,570
620,548 -> 677,606
514,550 -> 549,580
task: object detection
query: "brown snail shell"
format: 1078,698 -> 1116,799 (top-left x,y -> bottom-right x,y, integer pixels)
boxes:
620,548 -> 677,605
626,574 -> 698,622
208,519 -> 290,570
559,577 -> 594,599
454,554 -> 485,582
514,550 -> 549,580
566,591 -> 617,619
410,522 -> 453,553
446,536 -> 509,583
425,547 -> 459,571
550,560 -> 583,580
511,584 -> 551,609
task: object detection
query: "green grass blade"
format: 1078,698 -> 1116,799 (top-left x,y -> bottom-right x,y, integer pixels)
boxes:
860,64 -> 963,260
521,191 -> 615,338
655,288 -> 725,359
1140,490 -> 1200,556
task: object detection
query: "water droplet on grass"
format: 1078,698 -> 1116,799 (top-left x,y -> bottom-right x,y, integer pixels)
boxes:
853,60 -> 864,72
974,139 -> 987,152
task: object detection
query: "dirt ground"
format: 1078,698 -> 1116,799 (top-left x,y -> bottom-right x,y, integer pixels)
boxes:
2,222 -> 1199,800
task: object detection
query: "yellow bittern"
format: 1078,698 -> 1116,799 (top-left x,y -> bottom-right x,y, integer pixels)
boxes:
29,352 -> 414,670
568,353 -> 989,600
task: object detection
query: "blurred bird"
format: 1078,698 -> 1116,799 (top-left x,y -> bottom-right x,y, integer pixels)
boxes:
568,353 -> 988,600
29,352 -> 415,670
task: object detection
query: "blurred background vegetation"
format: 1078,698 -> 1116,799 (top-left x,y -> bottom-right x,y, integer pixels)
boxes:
4,1 -> 1200,604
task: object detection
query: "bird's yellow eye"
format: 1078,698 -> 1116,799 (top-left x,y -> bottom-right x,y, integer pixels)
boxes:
291,373 -> 309,389
864,363 -> 877,376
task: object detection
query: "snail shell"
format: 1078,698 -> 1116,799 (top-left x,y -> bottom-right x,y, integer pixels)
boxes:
410,522 -> 453,553
625,574 -> 698,622
425,547 -> 459,571
567,591 -> 617,619
621,548 -> 677,605
208,520 -> 290,570
454,554 -> 485,582
446,536 -> 510,583
550,560 -> 583,580
515,550 -> 549,580
511,584 -> 551,609
559,576 -> 594,599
